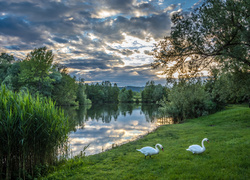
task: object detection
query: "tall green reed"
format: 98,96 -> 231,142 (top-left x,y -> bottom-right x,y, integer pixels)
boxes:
0,85 -> 69,180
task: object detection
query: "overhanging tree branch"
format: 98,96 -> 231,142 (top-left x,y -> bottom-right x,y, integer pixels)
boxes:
152,0 -> 250,78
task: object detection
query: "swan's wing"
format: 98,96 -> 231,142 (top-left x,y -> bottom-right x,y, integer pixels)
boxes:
187,145 -> 200,150
187,145 -> 203,153
139,147 -> 155,152
137,147 -> 157,155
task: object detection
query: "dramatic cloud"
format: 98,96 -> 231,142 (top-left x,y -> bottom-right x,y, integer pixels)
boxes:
0,0 -> 201,86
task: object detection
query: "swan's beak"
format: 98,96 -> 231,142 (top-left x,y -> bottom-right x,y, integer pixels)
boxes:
162,148 -> 164,151
207,140 -> 209,143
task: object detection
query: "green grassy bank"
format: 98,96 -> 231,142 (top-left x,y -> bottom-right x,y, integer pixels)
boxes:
43,105 -> 250,180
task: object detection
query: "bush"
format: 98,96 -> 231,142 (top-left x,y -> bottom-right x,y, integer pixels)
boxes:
159,79 -> 217,121
0,85 -> 69,180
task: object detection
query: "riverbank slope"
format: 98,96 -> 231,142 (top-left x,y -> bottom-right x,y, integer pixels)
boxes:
43,105 -> 250,179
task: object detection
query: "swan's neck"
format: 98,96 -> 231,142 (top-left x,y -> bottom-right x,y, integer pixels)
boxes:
201,140 -> 206,150
155,144 -> 160,152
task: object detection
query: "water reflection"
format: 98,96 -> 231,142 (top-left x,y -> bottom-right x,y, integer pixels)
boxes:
63,103 -> 172,157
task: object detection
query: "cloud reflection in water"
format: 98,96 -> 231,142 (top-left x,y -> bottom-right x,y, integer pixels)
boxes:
66,104 -> 171,157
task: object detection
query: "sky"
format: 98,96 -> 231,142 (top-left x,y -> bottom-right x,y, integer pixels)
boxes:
0,0 -> 202,87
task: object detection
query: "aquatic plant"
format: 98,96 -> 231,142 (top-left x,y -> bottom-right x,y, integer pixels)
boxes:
0,85 -> 69,179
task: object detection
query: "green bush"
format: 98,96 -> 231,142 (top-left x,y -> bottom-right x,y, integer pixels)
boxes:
0,85 -> 69,180
159,79 -> 217,121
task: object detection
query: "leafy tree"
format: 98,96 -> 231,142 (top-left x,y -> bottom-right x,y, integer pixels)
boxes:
152,0 -> 250,77
110,83 -> 120,103
85,81 -> 120,104
205,69 -> 250,105
51,72 -> 78,105
18,47 -> 54,96
4,62 -> 21,91
127,89 -> 133,102
0,53 -> 15,63
141,81 -> 166,102
76,78 -> 92,105
159,78 -> 217,121
141,81 -> 155,102
152,84 -> 167,102
119,88 -> 133,102
0,53 -> 14,83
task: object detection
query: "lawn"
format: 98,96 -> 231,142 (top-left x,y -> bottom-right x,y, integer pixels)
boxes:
42,105 -> 250,180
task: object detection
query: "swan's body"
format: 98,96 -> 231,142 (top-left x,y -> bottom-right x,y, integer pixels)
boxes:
137,144 -> 164,158
186,138 -> 209,154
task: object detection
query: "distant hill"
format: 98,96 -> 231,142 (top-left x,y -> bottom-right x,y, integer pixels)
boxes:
119,86 -> 144,92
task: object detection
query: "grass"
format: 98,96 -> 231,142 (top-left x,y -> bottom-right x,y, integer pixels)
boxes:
42,105 -> 250,180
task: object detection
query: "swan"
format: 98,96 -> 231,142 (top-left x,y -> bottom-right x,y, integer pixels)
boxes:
186,138 -> 209,154
137,144 -> 164,158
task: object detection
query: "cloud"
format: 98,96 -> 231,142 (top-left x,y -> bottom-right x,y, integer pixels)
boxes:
0,0 -> 199,86
53,37 -> 69,44
0,16 -> 43,43
68,63 -> 166,86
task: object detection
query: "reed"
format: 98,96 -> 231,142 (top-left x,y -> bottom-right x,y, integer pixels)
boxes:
0,85 -> 69,180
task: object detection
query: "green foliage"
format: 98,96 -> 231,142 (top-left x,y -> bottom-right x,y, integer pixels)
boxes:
85,81 -> 120,104
141,81 -> 167,103
3,62 -> 21,91
159,78 -> 217,121
118,88 -> 133,102
0,53 -> 15,85
0,47 -> 91,106
51,73 -> 78,106
152,0 -> 250,78
43,105 -> 250,180
76,78 -> 92,105
0,53 -> 15,63
0,85 -> 69,180
206,70 -> 250,105
18,47 -> 55,96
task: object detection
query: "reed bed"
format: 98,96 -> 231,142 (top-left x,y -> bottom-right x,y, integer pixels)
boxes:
0,85 -> 69,180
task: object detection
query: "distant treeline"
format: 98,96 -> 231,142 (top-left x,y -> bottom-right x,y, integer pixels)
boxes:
119,86 -> 144,92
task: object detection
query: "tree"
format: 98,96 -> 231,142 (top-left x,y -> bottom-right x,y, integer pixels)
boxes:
85,82 -> 120,104
141,81 -> 166,103
141,81 -> 155,102
119,88 -> 133,102
0,53 -> 14,83
18,47 -> 54,95
76,78 -> 91,105
159,78 -> 217,121
152,0 -> 250,78
51,72 -> 78,105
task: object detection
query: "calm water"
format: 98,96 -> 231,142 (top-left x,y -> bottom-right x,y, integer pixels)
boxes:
63,103 -> 173,157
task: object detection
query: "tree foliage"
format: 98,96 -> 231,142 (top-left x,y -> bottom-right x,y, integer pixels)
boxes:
152,0 -> 250,77
119,88 -> 134,102
19,47 -> 54,95
85,81 -> 120,104
0,48 -> 91,106
205,69 -> 250,104
0,53 -> 15,84
159,78 -> 217,121
141,81 -> 167,102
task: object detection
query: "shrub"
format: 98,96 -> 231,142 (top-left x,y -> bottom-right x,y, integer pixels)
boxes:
0,85 -> 69,180
159,79 -> 217,121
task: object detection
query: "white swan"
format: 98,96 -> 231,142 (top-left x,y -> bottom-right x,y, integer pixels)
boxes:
137,144 -> 164,158
186,138 -> 209,154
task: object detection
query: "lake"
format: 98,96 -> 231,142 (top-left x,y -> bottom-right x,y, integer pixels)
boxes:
63,103 -> 173,157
